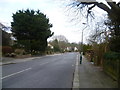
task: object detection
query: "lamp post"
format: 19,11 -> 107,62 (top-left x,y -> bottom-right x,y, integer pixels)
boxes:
81,23 -> 87,53
80,23 -> 87,64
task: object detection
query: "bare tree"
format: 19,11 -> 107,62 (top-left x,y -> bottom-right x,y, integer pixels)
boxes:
69,0 -> 120,18
52,35 -> 68,42
50,35 -> 69,52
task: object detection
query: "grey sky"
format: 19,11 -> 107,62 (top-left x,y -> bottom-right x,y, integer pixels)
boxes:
0,0 -> 118,43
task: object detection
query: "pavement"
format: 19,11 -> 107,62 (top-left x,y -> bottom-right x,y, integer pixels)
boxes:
0,54 -> 62,66
78,55 -> 118,88
0,57 -> 41,66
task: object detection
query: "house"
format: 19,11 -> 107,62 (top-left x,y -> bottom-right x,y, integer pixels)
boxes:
74,47 -> 78,52
48,43 -> 54,49
0,22 -> 13,46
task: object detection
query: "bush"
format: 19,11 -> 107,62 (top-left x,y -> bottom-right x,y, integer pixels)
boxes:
104,52 -> 120,60
15,49 -> 25,55
5,53 -> 16,57
2,46 -> 13,55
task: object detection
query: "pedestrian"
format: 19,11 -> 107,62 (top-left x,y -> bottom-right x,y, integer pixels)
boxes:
80,53 -> 82,64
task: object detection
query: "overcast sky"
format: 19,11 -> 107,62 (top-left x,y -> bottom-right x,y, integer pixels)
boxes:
0,0 -> 118,43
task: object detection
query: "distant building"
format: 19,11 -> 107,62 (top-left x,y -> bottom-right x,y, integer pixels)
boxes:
74,47 -> 78,51
0,22 -> 11,33
66,47 -> 72,52
0,22 -> 14,46
1,28 -> 11,46
0,23 -> 5,29
48,43 -> 54,49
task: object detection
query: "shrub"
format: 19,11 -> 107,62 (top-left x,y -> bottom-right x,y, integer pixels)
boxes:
2,46 -> 13,55
104,52 -> 120,60
14,49 -> 25,55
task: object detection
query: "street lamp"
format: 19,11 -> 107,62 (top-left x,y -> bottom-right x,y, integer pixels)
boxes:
80,22 -> 87,64
81,23 -> 87,54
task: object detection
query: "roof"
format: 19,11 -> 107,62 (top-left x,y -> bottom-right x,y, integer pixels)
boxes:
0,22 -> 5,29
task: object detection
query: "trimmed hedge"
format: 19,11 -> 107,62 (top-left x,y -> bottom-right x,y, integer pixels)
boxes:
104,52 -> 120,60
103,52 -> 120,81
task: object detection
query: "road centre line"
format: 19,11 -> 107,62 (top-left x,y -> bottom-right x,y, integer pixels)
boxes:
39,58 -> 60,66
39,60 -> 55,65
39,62 -> 49,65
46,54 -> 62,56
1,68 -> 32,79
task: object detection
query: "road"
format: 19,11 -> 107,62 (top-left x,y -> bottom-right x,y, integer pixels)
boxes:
2,52 -> 78,88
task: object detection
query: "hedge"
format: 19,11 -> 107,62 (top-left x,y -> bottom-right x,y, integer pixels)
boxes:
104,52 -> 120,60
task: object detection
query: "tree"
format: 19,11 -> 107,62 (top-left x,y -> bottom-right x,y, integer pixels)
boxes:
69,0 -> 120,18
82,44 -> 92,53
69,0 -> 120,51
51,35 -> 69,52
52,35 -> 68,42
11,9 -> 54,54
105,16 -> 120,52
50,39 -> 61,52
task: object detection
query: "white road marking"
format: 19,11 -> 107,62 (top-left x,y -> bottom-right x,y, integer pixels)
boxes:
39,62 -> 49,65
39,59 -> 58,66
1,68 -> 32,79
46,54 -> 61,56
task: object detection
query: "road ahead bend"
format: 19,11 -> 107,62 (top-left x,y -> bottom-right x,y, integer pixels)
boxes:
2,52 -> 78,88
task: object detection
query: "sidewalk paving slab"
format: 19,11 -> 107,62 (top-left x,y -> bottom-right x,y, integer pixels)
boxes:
79,56 -> 118,88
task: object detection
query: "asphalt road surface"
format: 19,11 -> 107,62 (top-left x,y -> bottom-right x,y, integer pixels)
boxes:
2,52 -> 78,88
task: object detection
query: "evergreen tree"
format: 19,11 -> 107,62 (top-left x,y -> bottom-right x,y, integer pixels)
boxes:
11,9 -> 54,54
